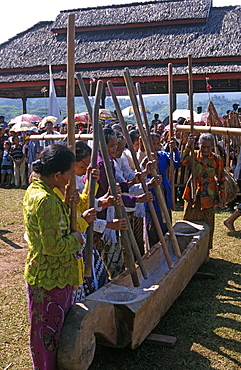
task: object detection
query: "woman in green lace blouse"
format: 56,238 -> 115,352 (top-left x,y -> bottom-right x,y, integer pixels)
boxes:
23,144 -> 83,370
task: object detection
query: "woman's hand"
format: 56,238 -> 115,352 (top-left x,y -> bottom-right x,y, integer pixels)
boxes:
106,218 -> 128,230
64,185 -> 80,205
187,134 -> 196,148
169,137 -> 177,150
86,165 -> 100,182
136,191 -> 154,203
144,160 -> 157,175
82,208 -> 97,223
147,175 -> 162,189
115,183 -> 122,194
129,171 -> 146,187
68,189 -> 80,205
98,193 -> 123,207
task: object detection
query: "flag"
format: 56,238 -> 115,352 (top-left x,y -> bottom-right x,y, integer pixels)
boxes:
206,83 -> 212,91
205,77 -> 212,91
48,65 -> 61,123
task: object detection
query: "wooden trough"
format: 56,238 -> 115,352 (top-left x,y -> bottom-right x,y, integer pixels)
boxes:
58,220 -> 210,370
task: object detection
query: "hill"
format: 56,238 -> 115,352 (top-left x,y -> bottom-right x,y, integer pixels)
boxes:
0,92 -> 240,123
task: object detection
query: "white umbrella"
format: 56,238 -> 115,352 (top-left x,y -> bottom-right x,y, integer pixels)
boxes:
122,106 -> 151,119
38,116 -> 58,129
172,109 -> 200,122
10,122 -> 37,132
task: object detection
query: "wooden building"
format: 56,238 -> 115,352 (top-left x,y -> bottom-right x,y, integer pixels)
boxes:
0,0 -> 240,110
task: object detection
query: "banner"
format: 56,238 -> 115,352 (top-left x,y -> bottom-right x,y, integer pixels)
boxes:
48,65 -> 61,123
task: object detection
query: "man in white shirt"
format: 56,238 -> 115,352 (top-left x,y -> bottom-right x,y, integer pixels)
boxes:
39,121 -> 60,152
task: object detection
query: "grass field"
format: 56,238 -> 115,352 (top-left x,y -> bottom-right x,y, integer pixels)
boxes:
0,188 -> 240,370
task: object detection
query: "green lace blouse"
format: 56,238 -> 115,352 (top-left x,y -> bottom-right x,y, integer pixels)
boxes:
23,178 -> 81,290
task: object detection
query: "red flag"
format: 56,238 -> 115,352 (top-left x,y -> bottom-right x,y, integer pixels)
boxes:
206,83 -> 212,91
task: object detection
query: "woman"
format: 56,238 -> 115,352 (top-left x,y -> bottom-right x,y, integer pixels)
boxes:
144,133 -> 181,246
73,140 -> 127,300
182,133 -> 226,252
23,144 -> 83,370
96,128 -> 153,278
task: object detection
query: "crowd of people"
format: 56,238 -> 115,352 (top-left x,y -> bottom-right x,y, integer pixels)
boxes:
2,107 -> 241,369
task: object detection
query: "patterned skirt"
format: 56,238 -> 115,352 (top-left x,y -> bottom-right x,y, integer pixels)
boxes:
73,248 -> 109,303
183,198 -> 214,249
26,284 -> 73,370
93,231 -> 125,279
127,213 -> 145,256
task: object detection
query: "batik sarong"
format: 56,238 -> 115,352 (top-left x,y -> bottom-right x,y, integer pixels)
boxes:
26,284 -> 73,370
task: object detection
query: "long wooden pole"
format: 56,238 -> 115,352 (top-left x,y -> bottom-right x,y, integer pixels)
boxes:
84,81 -> 103,277
135,82 -> 166,222
188,54 -> 196,201
123,68 -> 181,258
66,14 -> 77,231
98,124 -> 141,287
76,73 -> 92,118
75,75 -> 147,284
29,134 -> 93,141
107,80 -> 173,268
168,63 -> 176,210
135,83 -> 154,152
175,125 -> 241,136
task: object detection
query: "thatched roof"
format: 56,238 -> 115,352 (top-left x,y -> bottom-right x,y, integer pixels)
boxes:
0,0 -> 240,98
0,6 -> 240,69
52,0 -> 211,30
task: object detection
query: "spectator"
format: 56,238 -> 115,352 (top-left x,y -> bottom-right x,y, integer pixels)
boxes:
10,135 -> 27,189
26,128 -> 40,177
0,116 -> 8,129
0,141 -> 13,188
39,121 -> 60,152
150,114 -> 163,133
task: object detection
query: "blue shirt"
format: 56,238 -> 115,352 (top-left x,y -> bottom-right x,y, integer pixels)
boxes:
145,149 -> 181,211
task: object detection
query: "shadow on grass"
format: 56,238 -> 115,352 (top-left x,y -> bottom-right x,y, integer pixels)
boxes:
0,229 -> 23,249
225,231 -> 241,239
89,258 -> 241,370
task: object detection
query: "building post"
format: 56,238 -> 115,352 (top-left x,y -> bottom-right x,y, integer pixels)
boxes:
22,97 -> 27,113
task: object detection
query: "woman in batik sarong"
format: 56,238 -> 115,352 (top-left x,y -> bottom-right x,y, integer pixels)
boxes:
72,140 -> 127,301
96,128 -> 153,279
182,133 -> 226,253
23,144 -> 83,370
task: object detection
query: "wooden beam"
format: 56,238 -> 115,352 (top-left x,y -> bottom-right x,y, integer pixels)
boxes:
52,18 -> 206,34
194,272 -> 217,279
145,333 -> 177,347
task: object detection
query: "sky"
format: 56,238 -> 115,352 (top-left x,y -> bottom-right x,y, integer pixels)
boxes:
0,0 -> 240,45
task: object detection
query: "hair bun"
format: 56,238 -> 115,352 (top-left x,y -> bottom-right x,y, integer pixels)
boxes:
32,159 -> 43,173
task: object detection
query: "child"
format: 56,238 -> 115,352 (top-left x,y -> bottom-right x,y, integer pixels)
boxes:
0,141 -> 13,188
10,135 -> 27,189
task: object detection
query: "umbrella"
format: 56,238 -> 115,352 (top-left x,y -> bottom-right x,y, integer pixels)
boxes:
61,112 -> 91,125
99,109 -> 117,121
10,121 -> 38,132
38,116 -> 58,129
172,109 -> 202,122
8,114 -> 42,126
121,106 -> 151,119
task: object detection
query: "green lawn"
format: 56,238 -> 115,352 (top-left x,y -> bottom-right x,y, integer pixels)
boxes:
0,190 -> 240,370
